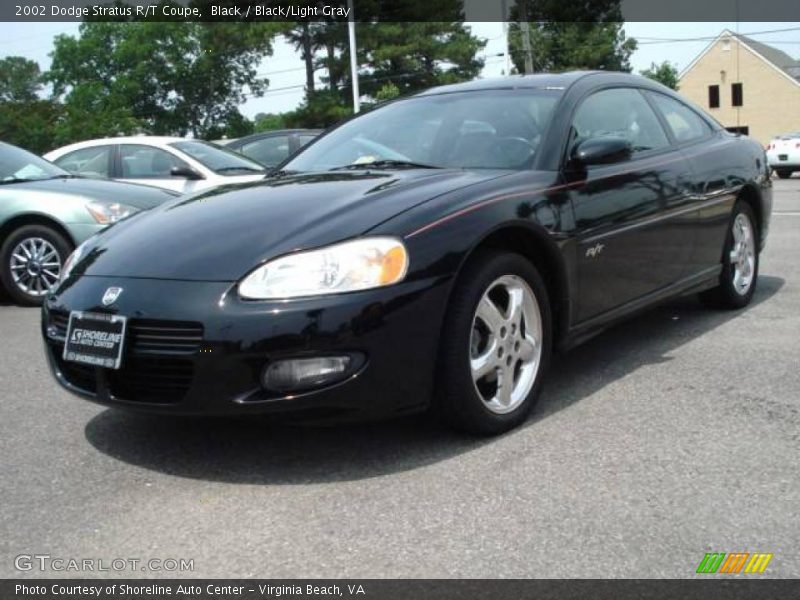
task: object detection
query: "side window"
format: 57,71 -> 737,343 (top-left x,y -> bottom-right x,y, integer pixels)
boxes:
240,136 -> 289,167
119,145 -> 188,178
571,88 -> 670,155
54,146 -> 112,178
648,93 -> 712,143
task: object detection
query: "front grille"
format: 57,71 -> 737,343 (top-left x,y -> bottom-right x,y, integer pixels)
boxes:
128,320 -> 203,355
48,311 -> 203,355
48,311 -> 202,404
48,311 -> 69,340
107,357 -> 194,404
55,355 -> 97,394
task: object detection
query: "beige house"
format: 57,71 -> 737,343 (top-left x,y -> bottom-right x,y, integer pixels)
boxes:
678,30 -> 800,145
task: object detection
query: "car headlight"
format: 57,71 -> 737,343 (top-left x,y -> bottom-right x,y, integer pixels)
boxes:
238,237 -> 409,300
60,239 -> 90,283
86,201 -> 139,224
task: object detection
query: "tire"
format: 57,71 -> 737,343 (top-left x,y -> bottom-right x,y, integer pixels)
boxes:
775,169 -> 792,179
435,251 -> 552,435
0,224 -> 72,306
699,201 -> 759,310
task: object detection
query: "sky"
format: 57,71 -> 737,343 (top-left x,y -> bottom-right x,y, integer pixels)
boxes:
0,21 -> 797,118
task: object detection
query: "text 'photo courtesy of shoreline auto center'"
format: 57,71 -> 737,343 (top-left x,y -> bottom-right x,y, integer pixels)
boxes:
1,0 -> 799,596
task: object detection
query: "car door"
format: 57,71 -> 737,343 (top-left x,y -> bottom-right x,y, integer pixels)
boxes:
115,144 -> 200,193
645,91 -> 737,278
565,87 -> 696,322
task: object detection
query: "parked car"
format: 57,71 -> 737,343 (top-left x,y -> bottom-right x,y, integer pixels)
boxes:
0,141 -> 176,306
765,132 -> 800,178
42,72 -> 772,435
44,137 -> 267,193
220,129 -> 321,168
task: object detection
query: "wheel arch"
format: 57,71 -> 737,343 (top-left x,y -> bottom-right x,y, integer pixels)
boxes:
0,213 -> 77,250
737,182 -> 764,242
451,221 -> 571,349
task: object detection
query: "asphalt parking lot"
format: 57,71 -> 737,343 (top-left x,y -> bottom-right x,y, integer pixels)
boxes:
1,177 -> 799,579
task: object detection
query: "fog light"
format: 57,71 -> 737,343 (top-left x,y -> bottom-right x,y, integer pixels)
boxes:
263,356 -> 352,392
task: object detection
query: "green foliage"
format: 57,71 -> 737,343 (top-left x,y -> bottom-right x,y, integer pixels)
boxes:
375,82 -> 401,101
640,61 -> 679,90
254,112 -> 289,132
286,18 -> 485,129
0,56 -> 42,103
0,100 -> 63,154
508,0 -> 637,73
46,18 -> 284,141
357,22 -> 485,97
285,89 -> 352,129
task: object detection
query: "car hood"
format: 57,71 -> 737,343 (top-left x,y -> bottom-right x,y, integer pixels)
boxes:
9,177 -> 177,209
78,169 -> 509,281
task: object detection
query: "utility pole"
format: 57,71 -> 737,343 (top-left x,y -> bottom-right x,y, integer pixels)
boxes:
347,0 -> 360,113
518,1 -> 533,74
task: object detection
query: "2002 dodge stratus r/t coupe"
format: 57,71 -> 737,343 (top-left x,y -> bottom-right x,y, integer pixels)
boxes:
42,72 -> 772,434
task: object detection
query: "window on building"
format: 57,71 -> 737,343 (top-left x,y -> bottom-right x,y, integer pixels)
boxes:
732,83 -> 743,107
708,85 -> 720,108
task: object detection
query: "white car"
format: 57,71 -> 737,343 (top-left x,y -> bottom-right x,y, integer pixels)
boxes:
766,132 -> 800,179
44,136 -> 267,193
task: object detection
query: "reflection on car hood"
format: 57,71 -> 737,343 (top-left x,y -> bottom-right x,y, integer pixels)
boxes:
78,169 -> 509,281
9,177 -> 177,209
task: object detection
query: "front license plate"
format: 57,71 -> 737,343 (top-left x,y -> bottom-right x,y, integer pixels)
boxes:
778,154 -> 788,161
63,311 -> 127,369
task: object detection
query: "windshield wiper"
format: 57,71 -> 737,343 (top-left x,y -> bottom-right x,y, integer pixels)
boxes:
331,159 -> 441,171
0,177 -> 35,185
47,174 -> 83,179
217,166 -> 265,173
267,168 -> 300,178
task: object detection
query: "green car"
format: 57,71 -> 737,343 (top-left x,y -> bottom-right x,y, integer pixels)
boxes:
0,141 -> 177,306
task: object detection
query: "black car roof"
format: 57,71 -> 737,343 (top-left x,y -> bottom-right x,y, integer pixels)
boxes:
415,71 -> 666,96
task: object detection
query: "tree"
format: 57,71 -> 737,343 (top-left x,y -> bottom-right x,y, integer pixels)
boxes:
0,100 -> 63,154
508,0 -> 637,73
640,61 -> 679,90
357,22 -> 485,98
286,17 -> 485,129
46,20 -> 284,140
0,56 -> 42,103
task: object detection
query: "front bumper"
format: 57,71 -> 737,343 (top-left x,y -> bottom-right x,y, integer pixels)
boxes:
42,274 -> 450,420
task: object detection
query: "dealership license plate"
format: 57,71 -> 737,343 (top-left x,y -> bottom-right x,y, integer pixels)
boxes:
63,311 -> 128,370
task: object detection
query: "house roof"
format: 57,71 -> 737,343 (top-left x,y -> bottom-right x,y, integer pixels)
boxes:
733,33 -> 800,81
680,29 -> 800,87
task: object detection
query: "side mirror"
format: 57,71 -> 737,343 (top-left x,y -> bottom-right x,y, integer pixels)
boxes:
570,136 -> 632,167
170,166 -> 204,180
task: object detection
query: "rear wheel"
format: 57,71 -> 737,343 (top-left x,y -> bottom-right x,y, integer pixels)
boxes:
699,202 -> 758,309
435,251 -> 552,435
0,224 -> 72,306
775,169 -> 792,179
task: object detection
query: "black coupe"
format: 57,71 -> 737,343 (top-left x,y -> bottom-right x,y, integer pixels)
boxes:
42,72 -> 772,434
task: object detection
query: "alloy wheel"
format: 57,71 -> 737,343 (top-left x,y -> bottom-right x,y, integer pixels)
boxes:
729,212 -> 756,296
9,237 -> 62,297
469,274 -> 543,414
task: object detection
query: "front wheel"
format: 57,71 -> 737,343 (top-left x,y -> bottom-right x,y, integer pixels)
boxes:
435,252 -> 552,435
775,169 -> 792,179
0,224 -> 72,306
699,202 -> 759,309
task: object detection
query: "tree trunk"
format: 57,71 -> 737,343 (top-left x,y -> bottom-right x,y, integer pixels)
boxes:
301,24 -> 315,93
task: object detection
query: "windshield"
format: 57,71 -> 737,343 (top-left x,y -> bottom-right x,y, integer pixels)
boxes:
169,140 -> 266,175
285,89 -> 561,172
0,142 -> 68,183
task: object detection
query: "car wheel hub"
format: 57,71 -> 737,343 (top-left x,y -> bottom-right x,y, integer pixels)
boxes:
729,213 -> 755,296
9,237 -> 62,296
469,274 -> 542,415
